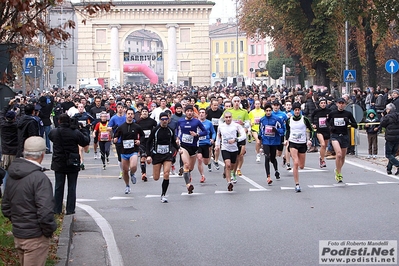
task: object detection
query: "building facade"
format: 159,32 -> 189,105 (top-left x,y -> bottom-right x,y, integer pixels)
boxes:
73,1 -> 214,88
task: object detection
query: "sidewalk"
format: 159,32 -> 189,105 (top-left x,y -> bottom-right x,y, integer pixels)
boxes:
56,208 -> 109,266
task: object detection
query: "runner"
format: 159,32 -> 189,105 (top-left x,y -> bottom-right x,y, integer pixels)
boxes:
327,98 -> 357,183
285,102 -> 314,192
249,100 -> 265,163
197,108 -> 216,183
72,103 -> 93,170
258,104 -> 285,184
92,111 -> 111,170
107,102 -> 126,179
225,96 -> 250,179
206,99 -> 223,170
146,112 -> 179,203
215,111 -> 246,191
137,106 -> 157,182
176,105 -> 208,194
311,98 -> 331,168
271,99 -> 288,167
113,109 -> 145,194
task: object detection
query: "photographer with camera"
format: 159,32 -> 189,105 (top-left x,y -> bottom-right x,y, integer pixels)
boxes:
49,114 -> 90,215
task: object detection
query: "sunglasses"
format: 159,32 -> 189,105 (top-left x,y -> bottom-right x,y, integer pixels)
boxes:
160,118 -> 169,121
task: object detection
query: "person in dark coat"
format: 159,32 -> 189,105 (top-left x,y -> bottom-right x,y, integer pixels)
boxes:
1,136 -> 57,266
379,103 -> 399,175
49,114 -> 90,215
16,104 -> 40,158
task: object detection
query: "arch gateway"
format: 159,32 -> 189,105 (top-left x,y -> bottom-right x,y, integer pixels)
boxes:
74,1 -> 215,88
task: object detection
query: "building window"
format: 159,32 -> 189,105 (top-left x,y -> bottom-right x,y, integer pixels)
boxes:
224,42 -> 228,53
250,45 -> 256,55
180,61 -> 191,71
128,41 -> 130,45
216,43 -> 219,53
231,41 -> 234,53
257,44 -> 262,55
216,61 -> 220,73
239,60 -> 244,73
180,28 -> 191,43
224,61 -> 228,72
96,29 -> 106,44
128,48 -> 131,53
96,61 -> 107,72
240,40 -> 244,52
231,61 -> 235,74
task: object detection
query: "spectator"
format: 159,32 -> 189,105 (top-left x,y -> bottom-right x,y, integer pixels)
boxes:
16,104 -> 40,158
1,136 -> 57,266
379,103 -> 399,175
49,114 -> 90,215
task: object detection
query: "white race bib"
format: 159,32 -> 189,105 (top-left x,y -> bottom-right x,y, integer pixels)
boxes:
199,136 -> 206,140
80,120 -> 87,127
96,113 -> 101,119
182,133 -> 193,144
334,118 -> 345,127
211,118 -> 219,126
123,139 -> 135,149
254,117 -> 261,124
156,144 -> 169,154
143,130 -> 151,138
292,133 -> 304,142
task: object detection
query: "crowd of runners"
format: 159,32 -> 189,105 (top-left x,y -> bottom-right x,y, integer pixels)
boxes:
6,83 -> 399,203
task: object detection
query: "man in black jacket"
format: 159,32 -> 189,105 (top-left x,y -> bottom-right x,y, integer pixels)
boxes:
1,136 -> 57,266
16,104 -> 40,157
379,103 -> 399,175
49,114 -> 90,215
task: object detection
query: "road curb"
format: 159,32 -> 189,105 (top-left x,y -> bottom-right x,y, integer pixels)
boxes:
56,214 -> 74,266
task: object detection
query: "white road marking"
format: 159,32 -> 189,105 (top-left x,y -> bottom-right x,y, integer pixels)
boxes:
76,199 -> 97,202
215,190 -> 236,194
76,203 -> 124,266
377,181 -> 399,184
308,184 -> 336,188
181,192 -> 205,195
249,188 -> 270,192
281,187 -> 295,190
110,196 -> 134,200
346,160 -> 399,180
218,161 -> 266,190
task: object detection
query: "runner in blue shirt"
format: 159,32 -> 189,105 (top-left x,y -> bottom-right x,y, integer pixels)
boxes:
107,102 -> 126,179
176,105 -> 208,194
196,108 -> 216,183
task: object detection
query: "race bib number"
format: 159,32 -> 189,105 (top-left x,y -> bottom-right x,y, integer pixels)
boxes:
318,117 -> 327,128
123,139 -> 135,149
80,120 -> 87,127
211,118 -> 219,126
143,130 -> 151,138
334,118 -> 345,127
100,132 -> 110,141
156,144 -> 169,154
199,136 -> 206,140
254,117 -> 261,125
264,126 -> 275,137
292,133 -> 304,141
96,113 -> 101,119
182,133 -> 193,144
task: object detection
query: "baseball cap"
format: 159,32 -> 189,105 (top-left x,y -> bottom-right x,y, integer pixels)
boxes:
336,98 -> 346,103
272,100 -> 281,105
24,136 -> 46,153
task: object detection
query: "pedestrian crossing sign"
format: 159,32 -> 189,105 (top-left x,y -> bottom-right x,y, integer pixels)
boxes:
343,70 -> 356,83
24,57 -> 36,74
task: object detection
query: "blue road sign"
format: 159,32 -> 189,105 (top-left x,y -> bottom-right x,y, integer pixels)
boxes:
385,59 -> 399,74
344,70 -> 356,83
25,58 -> 36,74
211,72 -> 216,78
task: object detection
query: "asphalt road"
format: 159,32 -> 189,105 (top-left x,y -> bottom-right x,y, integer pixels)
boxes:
43,131 -> 399,266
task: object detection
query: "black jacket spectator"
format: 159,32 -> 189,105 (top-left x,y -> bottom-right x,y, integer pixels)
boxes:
380,109 -> 399,142
49,118 -> 90,173
16,104 -> 39,157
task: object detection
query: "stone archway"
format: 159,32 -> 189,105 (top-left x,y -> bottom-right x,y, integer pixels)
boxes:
74,1 -> 214,88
